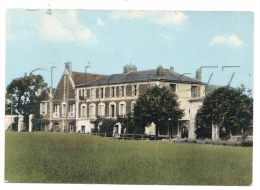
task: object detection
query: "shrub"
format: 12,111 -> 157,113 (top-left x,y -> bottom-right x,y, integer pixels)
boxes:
241,140 -> 253,147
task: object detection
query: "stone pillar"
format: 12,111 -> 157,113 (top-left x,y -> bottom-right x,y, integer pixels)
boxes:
18,115 -> 24,132
29,114 -> 34,132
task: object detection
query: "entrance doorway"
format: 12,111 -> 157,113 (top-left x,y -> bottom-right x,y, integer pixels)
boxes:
181,126 -> 188,138
81,125 -> 85,134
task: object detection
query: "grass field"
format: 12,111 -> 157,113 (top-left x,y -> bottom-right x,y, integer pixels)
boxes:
5,132 -> 252,185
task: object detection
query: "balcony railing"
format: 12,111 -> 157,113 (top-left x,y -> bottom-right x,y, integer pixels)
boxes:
79,96 -> 86,100
118,114 -> 126,118
98,115 -> 105,119
68,112 -> 75,117
81,114 -> 87,119
53,112 -> 59,119
89,115 -> 96,121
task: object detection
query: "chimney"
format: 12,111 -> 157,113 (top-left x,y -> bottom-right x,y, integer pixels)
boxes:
123,63 -> 137,73
196,69 -> 201,81
65,62 -> 72,76
170,66 -> 174,72
157,65 -> 164,79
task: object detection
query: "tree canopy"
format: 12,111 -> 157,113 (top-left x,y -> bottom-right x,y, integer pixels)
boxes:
6,73 -> 46,130
196,85 -> 253,136
133,85 -> 184,140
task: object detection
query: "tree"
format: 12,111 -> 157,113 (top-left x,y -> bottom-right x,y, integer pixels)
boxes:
196,85 -> 253,138
6,73 -> 46,131
91,118 -> 117,137
133,86 -> 184,140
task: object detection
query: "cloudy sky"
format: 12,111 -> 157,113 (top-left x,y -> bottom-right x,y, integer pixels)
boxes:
5,7 -> 255,93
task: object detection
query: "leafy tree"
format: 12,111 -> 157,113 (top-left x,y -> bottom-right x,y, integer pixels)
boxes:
31,115 -> 50,131
6,73 -> 46,131
133,86 -> 184,140
91,118 -> 117,137
196,85 -> 253,138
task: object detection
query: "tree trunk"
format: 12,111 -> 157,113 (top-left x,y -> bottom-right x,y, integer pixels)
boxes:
155,125 -> 159,141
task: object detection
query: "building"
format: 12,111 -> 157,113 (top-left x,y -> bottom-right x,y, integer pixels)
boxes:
75,64 -> 206,139
37,62 -> 106,132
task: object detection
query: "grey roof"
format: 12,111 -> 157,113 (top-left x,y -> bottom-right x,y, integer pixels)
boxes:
76,69 -> 205,87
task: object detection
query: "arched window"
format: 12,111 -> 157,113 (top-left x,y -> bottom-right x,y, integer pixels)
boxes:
98,102 -> 105,118
81,104 -> 87,119
119,101 -> 126,118
89,103 -> 96,120
109,102 -> 116,118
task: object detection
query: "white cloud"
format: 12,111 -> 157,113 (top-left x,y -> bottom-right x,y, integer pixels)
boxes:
37,10 -> 96,43
96,19 -> 106,26
111,10 -> 188,26
160,34 -> 171,40
6,11 -> 16,41
210,34 -> 243,47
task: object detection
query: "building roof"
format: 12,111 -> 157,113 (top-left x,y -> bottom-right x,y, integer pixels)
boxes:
77,69 -> 205,87
72,71 -> 106,86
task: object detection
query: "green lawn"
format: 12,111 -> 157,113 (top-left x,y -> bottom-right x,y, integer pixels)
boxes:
5,132 -> 252,185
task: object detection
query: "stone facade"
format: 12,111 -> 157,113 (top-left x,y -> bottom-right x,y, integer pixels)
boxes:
37,62 -> 106,132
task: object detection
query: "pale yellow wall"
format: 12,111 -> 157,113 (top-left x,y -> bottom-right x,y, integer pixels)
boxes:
164,82 -> 205,120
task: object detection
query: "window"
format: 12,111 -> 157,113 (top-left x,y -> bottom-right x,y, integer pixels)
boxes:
170,84 -> 176,93
40,103 -> 47,115
42,103 -> 46,114
121,86 -> 125,97
81,105 -> 87,118
131,102 -> 136,112
89,104 -> 96,120
119,103 -> 126,117
54,105 -> 59,113
100,87 -> 104,98
62,104 -> 66,117
109,103 -> 116,118
70,123 -> 75,132
191,86 -> 198,98
91,88 -> 96,99
69,104 -> 75,117
53,105 -> 59,118
98,104 -> 105,118
133,85 -> 138,96
111,86 -> 116,98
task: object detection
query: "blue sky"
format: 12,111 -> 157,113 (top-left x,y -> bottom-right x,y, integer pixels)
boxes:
5,9 -> 254,92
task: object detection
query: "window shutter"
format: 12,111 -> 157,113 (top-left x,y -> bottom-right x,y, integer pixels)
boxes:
45,103 -> 47,115
116,86 -> 119,97
198,86 -> 201,98
40,103 -> 42,114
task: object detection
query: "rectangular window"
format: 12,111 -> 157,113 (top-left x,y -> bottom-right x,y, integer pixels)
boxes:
54,105 -> 58,113
82,106 -> 86,118
91,88 -> 96,99
99,105 -> 105,118
42,103 -> 45,114
69,104 -> 75,117
100,88 -> 104,98
111,87 -> 115,97
120,104 -> 125,117
170,84 -> 176,93
191,86 -> 198,98
110,104 -> 115,117
133,85 -> 138,96
121,86 -> 125,97
62,104 -> 66,117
